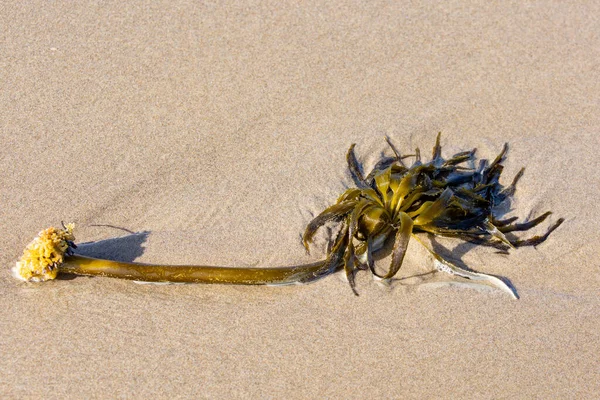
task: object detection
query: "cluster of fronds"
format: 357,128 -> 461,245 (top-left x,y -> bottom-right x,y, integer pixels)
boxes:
302,134 -> 563,295
13,223 -> 77,282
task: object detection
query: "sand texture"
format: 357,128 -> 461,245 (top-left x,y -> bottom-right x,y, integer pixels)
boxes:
1,1 -> 599,398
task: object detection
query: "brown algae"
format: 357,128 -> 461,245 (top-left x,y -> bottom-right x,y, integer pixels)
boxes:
14,134 -> 563,298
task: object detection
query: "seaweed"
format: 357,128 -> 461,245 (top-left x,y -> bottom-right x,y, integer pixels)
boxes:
14,134 -> 563,298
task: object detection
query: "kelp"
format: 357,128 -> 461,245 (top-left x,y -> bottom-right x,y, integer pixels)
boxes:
14,134 -> 563,298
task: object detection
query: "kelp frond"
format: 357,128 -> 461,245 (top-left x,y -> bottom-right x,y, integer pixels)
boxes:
302,133 -> 563,297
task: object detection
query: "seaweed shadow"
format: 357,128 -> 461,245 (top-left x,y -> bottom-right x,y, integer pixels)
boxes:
75,230 -> 150,263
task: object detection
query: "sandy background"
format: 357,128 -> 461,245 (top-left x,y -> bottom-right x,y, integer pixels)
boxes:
1,1 -> 599,398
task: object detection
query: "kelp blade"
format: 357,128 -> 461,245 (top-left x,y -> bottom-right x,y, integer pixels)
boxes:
377,212 -> 413,280
302,201 -> 356,251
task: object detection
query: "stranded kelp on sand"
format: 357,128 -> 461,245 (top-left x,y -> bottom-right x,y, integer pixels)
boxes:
14,134 -> 563,298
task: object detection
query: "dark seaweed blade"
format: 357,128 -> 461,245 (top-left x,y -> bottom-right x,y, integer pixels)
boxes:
430,212 -> 489,231
480,143 -> 509,195
498,211 -> 552,233
413,147 -> 422,166
485,163 -> 504,187
497,167 -> 525,200
378,212 -> 413,280
444,149 -> 476,167
490,216 -> 519,227
346,144 -> 369,188
365,156 -> 399,185
385,136 -> 406,166
302,201 -> 356,252
485,143 -> 508,178
431,132 -> 443,166
455,187 -> 491,207
441,171 -> 480,186
472,159 -> 488,185
512,218 -> 564,247
343,242 -> 359,296
423,230 -> 510,251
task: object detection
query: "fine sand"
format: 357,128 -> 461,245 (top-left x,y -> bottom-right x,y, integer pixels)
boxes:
1,1 -> 599,398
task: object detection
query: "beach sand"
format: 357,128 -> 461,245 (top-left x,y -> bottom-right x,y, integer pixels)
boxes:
1,1 -> 599,398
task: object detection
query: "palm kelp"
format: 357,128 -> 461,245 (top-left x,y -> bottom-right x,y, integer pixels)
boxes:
14,134 -> 562,298
302,134 -> 563,297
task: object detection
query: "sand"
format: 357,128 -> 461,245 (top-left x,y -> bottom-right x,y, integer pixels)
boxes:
1,1 -> 599,398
